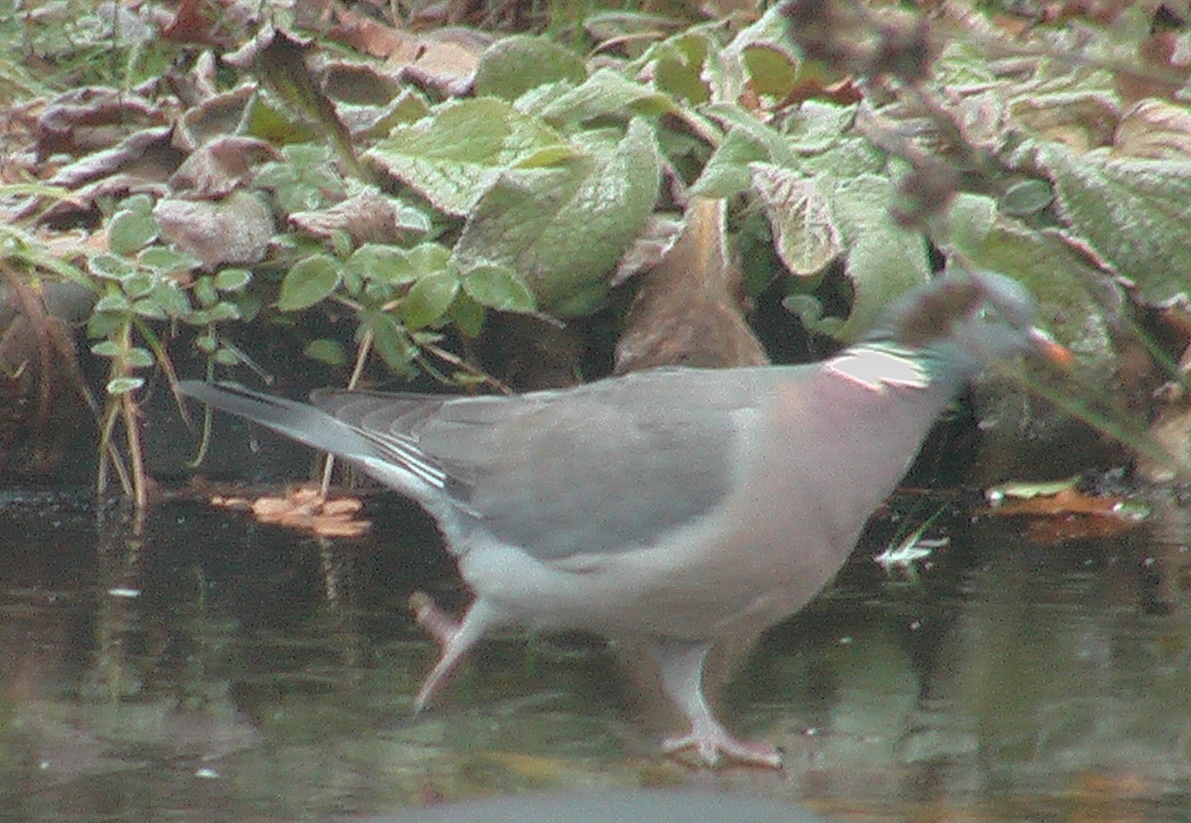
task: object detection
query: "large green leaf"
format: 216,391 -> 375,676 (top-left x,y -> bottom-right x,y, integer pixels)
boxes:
453,119 -> 661,316
784,174 -> 929,342
474,35 -> 587,101
366,98 -> 574,215
943,192 -> 1115,371
532,68 -> 675,130
829,175 -> 931,341
693,126 -> 774,198
750,164 -> 842,276
1023,141 -> 1191,303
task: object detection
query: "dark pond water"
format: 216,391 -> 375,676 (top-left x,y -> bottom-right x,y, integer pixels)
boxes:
0,484 -> 1189,822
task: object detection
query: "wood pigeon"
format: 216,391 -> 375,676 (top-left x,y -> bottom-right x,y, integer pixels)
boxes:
180,269 -> 1069,767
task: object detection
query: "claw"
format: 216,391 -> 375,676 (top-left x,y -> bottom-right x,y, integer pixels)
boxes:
662,724 -> 783,768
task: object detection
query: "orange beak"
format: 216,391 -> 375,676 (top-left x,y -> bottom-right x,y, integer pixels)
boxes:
1028,327 -> 1073,369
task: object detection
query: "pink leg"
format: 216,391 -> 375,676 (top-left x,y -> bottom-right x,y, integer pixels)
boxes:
410,591 -> 459,642
655,641 -> 783,768
408,592 -> 495,712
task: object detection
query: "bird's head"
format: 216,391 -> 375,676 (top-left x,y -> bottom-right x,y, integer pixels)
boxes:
879,270 -> 1071,375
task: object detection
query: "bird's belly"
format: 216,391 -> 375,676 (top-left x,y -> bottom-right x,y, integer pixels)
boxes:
455,510 -> 857,642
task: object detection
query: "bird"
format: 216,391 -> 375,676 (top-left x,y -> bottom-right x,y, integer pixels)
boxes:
180,268 -> 1069,768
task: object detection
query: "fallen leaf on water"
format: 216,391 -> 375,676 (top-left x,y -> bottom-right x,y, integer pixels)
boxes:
982,487 -> 1148,546
209,484 -> 371,538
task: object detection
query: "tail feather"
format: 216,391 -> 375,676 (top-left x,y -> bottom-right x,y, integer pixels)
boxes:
179,381 -> 378,462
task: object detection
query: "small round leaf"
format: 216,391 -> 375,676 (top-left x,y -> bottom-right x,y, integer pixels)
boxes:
214,268 -> 253,292
305,338 -> 348,366
278,255 -> 341,311
401,271 -> 459,330
106,377 -> 145,395
462,265 -> 536,312
108,210 -> 159,255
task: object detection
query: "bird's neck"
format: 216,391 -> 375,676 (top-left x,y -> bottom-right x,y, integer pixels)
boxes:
823,338 -> 980,399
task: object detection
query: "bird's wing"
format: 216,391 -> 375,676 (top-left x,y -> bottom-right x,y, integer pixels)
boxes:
314,366 -> 797,560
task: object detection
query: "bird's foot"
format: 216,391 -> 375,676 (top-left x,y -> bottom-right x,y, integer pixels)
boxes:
409,590 -> 460,643
662,726 -> 783,769
408,594 -> 496,713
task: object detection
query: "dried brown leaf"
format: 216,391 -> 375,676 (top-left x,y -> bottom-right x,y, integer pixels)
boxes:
36,88 -> 168,161
615,197 -> 768,373
168,135 -> 280,198
154,190 -> 274,269
289,191 -> 416,245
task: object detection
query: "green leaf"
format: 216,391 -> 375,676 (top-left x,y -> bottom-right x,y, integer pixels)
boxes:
95,293 -> 133,314
742,44 -> 798,98
474,35 -> 587,100
123,273 -> 156,299
362,311 -> 418,373
119,194 -> 155,215
90,341 -> 121,358
1024,141 -> 1191,302
646,32 -> 713,105
345,244 -> 419,286
448,291 -> 486,338
692,127 -> 773,198
233,292 -> 263,322
278,254 -> 341,311
404,242 -> 453,272
106,377 -> 144,395
454,118 -> 661,315
86,312 -> 121,338
107,209 -> 158,255
90,253 -> 136,281
784,174 -> 930,342
257,144 -> 346,214
999,179 -> 1054,216
151,280 -> 192,318
750,165 -> 842,276
213,348 -> 240,366
783,101 -> 859,154
253,30 -> 361,179
125,347 -> 154,368
330,228 -> 354,258
305,338 -> 348,366
194,276 -> 219,308
138,245 -> 200,274
366,98 -> 574,215
132,299 -> 168,319
401,270 -> 460,330
830,175 -> 931,341
723,3 -> 802,98
214,268 -> 253,292
242,93 -> 320,146
462,265 -> 536,312
185,303 -> 242,325
534,68 -> 675,129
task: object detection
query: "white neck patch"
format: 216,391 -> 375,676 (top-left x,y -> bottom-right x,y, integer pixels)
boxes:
825,347 -> 928,394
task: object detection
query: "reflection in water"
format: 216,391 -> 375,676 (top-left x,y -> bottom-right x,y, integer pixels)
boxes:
0,488 -> 1188,822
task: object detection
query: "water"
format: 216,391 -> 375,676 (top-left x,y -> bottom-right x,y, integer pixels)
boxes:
0,486 -> 1188,822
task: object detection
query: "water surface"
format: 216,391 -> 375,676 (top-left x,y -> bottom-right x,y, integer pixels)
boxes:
0,485 -> 1188,822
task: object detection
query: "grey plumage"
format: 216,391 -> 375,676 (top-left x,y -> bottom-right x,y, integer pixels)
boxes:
180,269 -> 1067,767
